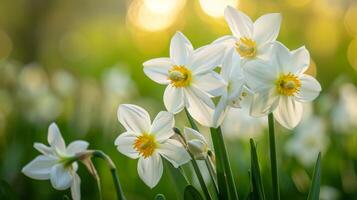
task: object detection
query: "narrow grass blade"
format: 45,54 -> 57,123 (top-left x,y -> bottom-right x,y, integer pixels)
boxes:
307,152 -> 321,200
184,185 -> 204,200
268,113 -> 280,200
250,139 -> 266,200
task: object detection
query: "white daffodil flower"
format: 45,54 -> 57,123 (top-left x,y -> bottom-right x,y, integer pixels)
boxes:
285,116 -> 328,166
214,6 -> 281,63
244,42 -> 322,129
331,83 -> 357,133
143,31 -> 226,126
22,123 -> 89,200
115,104 -> 191,188
212,49 -> 245,127
183,127 -> 209,160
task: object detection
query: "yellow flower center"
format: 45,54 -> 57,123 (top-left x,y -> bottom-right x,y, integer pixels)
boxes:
276,73 -> 301,96
235,37 -> 257,58
168,65 -> 192,87
133,134 -> 157,158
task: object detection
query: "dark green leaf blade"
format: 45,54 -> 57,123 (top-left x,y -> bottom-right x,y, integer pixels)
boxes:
307,152 -> 322,200
250,139 -> 266,200
184,185 -> 204,200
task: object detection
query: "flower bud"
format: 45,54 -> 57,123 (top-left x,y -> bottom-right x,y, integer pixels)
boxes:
187,139 -> 208,160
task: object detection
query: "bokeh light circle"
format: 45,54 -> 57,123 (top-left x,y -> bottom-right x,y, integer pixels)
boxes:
199,0 -> 238,18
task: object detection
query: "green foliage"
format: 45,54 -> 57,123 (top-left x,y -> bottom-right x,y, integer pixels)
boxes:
307,153 -> 321,200
155,193 -> 166,200
250,139 -> 266,200
184,185 -> 204,200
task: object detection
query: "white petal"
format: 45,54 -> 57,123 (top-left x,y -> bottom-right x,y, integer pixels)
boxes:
289,46 -> 310,74
273,96 -> 303,129
212,93 -> 229,128
150,111 -> 175,142
22,155 -> 57,180
253,13 -> 281,45
243,60 -> 277,91
114,132 -> 139,159
188,44 -> 225,75
224,6 -> 253,38
170,32 -> 193,65
183,127 -> 207,143
212,35 -> 237,45
158,139 -> 191,168
48,123 -> 66,153
50,164 -> 73,190
185,86 -> 215,127
164,85 -> 185,114
193,72 -> 226,97
221,49 -> 241,80
295,75 -> 321,102
250,88 -> 279,117
117,104 -> 151,133
34,142 -> 53,156
255,42 -> 274,61
143,58 -> 173,84
66,140 -> 89,155
71,173 -> 81,200
272,42 -> 293,73
137,152 -> 163,188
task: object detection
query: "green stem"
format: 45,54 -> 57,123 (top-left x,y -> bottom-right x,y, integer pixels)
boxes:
210,128 -> 229,200
205,156 -> 219,197
185,108 -> 199,130
92,151 -> 126,200
268,113 -> 280,200
214,127 -> 239,200
189,152 -> 212,200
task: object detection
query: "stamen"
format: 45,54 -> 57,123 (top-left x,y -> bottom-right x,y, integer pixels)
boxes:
275,73 -> 301,96
168,65 -> 192,87
235,37 -> 257,58
133,134 -> 157,158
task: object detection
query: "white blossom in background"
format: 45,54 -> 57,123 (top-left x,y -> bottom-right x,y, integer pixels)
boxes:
212,49 -> 245,127
244,42 -> 321,129
320,185 -> 340,200
331,83 -> 357,133
214,6 -> 281,63
183,127 -> 209,159
221,93 -> 267,140
22,123 -> 89,200
52,69 -> 77,97
115,104 -> 191,188
143,31 -> 226,126
285,116 -> 329,166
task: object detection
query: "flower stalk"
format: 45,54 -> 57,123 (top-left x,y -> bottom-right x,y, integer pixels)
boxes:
268,113 -> 280,200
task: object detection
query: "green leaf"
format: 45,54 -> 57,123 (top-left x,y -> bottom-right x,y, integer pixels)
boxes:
307,152 -> 321,200
164,160 -> 189,196
0,180 -> 16,200
184,185 -> 204,200
155,194 -> 166,200
250,139 -> 266,200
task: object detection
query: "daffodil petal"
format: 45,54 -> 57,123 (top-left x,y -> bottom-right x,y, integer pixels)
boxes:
193,72 -> 226,97
164,85 -> 185,114
273,96 -> 303,129
66,140 -> 89,155
272,42 -> 293,73
188,44 -> 225,75
150,111 -> 175,142
224,6 -> 253,38
117,104 -> 151,133
114,132 -> 139,159
170,32 -> 193,65
212,93 -> 229,128
48,123 -> 66,153
250,88 -> 279,117
253,13 -> 281,45
244,60 -> 277,91
143,58 -> 173,84
34,142 -> 53,156
183,127 -> 207,143
185,86 -> 215,127
158,139 -> 191,168
290,46 -> 310,74
22,155 -> 57,180
255,42 -> 274,61
295,75 -> 321,102
71,173 -> 81,200
50,164 -> 73,190
137,152 -> 163,188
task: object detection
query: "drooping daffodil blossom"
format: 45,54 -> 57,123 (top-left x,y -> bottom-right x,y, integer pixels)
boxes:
212,49 -> 246,127
115,104 -> 191,188
22,123 -> 89,200
214,6 -> 281,63
183,127 -> 209,160
143,31 -> 226,126
244,42 -> 322,129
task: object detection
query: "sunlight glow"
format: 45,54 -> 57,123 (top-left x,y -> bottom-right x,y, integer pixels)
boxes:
199,0 -> 238,18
